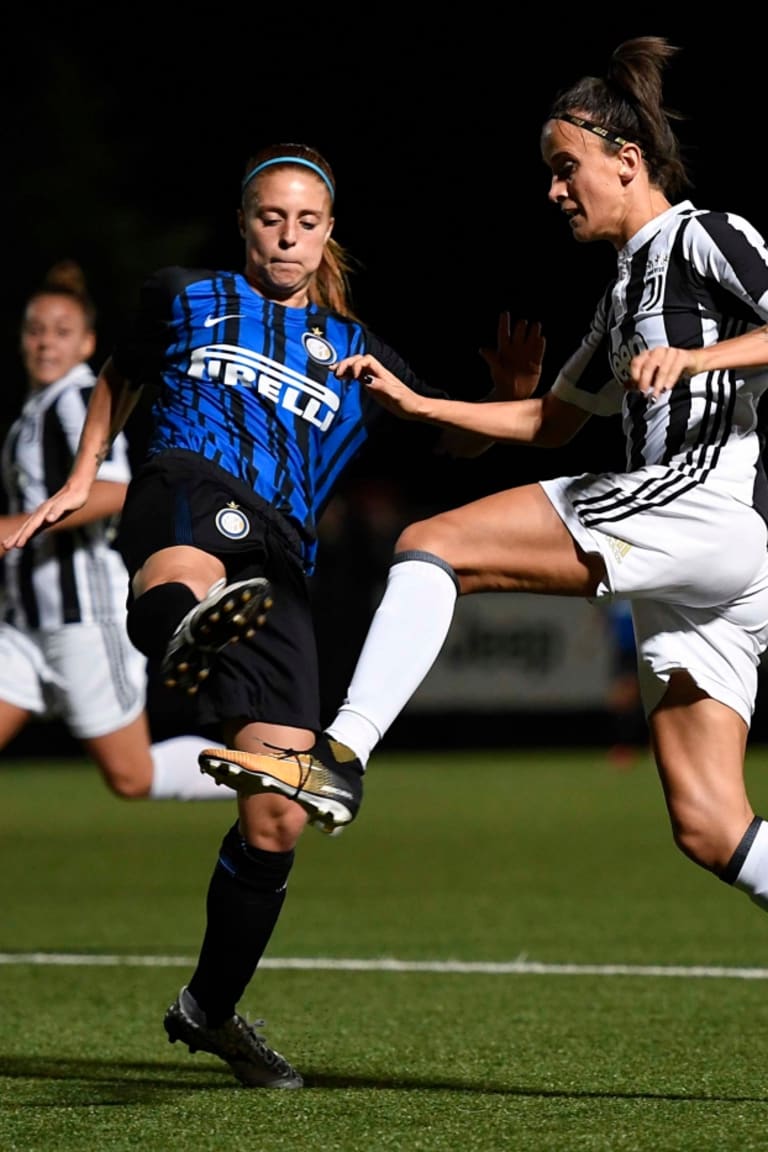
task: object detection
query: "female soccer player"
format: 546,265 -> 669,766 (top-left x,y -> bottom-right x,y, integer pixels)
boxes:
1,147 -> 532,1086
218,41 -> 768,941
1,261 -> 218,799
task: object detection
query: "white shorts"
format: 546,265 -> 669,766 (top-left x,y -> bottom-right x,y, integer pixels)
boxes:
0,620 -> 147,739
541,470 -> 768,725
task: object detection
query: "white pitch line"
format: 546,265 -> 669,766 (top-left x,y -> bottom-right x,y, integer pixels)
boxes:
0,954 -> 766,979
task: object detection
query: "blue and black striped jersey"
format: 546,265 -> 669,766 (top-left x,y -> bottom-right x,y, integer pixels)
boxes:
114,267 -> 445,573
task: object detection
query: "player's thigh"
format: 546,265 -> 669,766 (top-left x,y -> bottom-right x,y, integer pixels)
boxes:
399,483 -> 600,593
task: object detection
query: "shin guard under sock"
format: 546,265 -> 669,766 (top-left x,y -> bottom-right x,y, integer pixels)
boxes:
126,583 -> 199,660
188,823 -> 295,1023
326,552 -> 459,762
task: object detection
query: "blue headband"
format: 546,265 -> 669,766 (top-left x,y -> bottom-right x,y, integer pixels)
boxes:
240,156 -> 335,201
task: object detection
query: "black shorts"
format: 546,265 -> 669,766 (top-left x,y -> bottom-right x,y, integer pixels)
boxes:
119,450 -> 320,733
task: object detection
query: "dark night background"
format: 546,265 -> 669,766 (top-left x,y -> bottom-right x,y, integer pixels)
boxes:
9,13 -> 766,490
7,10 -> 768,751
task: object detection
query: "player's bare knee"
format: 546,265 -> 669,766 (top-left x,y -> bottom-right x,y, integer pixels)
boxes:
673,820 -> 742,873
239,791 -> 307,850
104,775 -> 151,800
396,518 -> 453,557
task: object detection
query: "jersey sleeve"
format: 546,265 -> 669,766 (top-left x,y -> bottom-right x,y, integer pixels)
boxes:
363,329 -> 449,400
684,211 -> 768,321
551,287 -> 624,417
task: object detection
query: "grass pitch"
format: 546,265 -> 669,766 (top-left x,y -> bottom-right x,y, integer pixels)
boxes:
1,748 -> 767,1151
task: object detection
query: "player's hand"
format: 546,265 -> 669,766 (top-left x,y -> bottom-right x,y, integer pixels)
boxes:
1,481 -> 89,552
628,346 -> 703,401
333,354 -> 428,421
479,314 -> 545,401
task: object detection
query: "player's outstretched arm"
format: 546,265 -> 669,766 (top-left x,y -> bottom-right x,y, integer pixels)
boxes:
1,358 -> 140,552
333,353 -> 584,446
334,354 -> 429,421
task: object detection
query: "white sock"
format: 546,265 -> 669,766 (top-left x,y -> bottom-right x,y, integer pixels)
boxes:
149,735 -> 228,800
733,818 -> 768,910
325,555 -> 458,766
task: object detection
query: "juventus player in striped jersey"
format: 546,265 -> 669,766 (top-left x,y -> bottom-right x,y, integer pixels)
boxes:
2,145 -> 527,1087
0,262 -> 222,800
215,40 -> 768,946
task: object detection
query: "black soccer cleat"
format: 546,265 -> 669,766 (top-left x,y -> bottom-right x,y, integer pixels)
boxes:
164,985 -> 302,1088
160,576 -> 273,695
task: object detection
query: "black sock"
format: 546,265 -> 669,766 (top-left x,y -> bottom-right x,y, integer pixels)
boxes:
188,823 -> 295,1024
126,583 -> 198,660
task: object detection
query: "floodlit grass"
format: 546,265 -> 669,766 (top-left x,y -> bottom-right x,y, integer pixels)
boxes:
1,749 -> 767,1151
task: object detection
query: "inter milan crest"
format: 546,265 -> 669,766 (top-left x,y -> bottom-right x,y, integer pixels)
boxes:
302,328 -> 336,365
215,502 -> 250,540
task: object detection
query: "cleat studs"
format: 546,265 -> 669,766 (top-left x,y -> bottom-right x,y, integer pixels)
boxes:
163,581 -> 273,698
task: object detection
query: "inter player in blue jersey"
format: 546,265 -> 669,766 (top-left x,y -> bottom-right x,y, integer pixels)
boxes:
205,44 -> 768,955
3,143 -> 537,1088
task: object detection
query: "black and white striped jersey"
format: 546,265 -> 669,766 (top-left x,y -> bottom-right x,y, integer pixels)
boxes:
552,201 -> 768,511
1,363 -> 133,630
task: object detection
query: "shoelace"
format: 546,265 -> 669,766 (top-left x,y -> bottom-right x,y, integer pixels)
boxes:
263,741 -> 315,796
258,741 -> 356,836
233,1015 -> 292,1071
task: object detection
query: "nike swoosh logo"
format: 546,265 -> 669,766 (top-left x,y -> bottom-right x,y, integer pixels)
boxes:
204,313 -> 245,327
